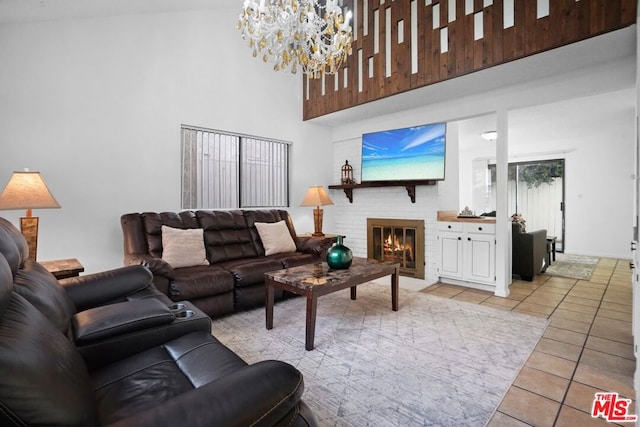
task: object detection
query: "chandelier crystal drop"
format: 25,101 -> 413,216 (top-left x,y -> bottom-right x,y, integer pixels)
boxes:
238,0 -> 353,79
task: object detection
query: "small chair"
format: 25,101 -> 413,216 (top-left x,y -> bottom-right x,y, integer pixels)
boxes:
512,223 -> 548,281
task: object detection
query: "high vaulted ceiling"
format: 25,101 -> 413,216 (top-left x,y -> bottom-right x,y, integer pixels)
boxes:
0,0 -> 240,23
0,0 -> 635,133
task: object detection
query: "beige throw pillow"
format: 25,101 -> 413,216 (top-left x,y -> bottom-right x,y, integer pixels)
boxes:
161,225 -> 209,268
255,221 -> 297,256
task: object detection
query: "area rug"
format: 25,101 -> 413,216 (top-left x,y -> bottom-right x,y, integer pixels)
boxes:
545,253 -> 599,280
211,283 -> 549,426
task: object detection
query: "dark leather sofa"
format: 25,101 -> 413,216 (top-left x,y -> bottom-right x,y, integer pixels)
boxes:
512,223 -> 548,281
0,217 -> 317,426
121,209 -> 333,317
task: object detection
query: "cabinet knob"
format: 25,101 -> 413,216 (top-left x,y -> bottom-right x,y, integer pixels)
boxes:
458,237 -> 461,240
447,225 -> 451,229
467,237 -> 471,241
478,227 -> 483,231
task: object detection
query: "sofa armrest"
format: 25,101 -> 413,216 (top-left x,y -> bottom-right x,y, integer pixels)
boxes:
529,229 -> 548,271
59,265 -> 154,312
107,360 -> 309,427
77,300 -> 212,370
296,236 -> 335,255
126,254 -> 175,279
72,299 -> 175,344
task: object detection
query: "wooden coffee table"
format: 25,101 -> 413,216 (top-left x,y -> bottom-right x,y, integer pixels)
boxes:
265,257 -> 400,350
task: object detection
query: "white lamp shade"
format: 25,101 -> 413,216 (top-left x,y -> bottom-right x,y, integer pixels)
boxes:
0,171 -> 61,211
300,186 -> 334,207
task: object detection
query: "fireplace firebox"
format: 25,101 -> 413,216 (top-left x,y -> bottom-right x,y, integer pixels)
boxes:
367,218 -> 425,279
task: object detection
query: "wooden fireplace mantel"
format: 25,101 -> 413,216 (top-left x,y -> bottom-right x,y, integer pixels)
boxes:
328,180 -> 437,203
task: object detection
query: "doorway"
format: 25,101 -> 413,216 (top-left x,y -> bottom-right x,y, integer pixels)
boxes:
489,159 -> 565,251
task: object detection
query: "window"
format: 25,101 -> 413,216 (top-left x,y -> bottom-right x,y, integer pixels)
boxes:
181,125 -> 290,209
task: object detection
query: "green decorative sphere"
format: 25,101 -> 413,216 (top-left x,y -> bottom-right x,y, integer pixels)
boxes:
326,235 -> 352,269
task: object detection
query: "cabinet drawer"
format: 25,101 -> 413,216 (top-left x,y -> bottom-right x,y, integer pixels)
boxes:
437,221 -> 463,232
464,223 -> 495,234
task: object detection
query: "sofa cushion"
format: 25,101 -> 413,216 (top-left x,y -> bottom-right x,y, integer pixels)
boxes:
91,331 -> 246,425
196,210 -> 259,263
161,226 -> 209,268
13,259 -> 76,335
0,218 -> 29,274
0,290 -> 98,426
170,265 -> 235,300
142,211 -> 201,258
243,210 -> 295,255
255,220 -> 297,256
218,258 -> 284,288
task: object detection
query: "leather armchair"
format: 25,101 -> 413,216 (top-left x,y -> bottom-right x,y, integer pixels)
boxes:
512,223 -> 548,281
0,217 -> 211,368
0,216 -> 318,426
0,256 -> 314,426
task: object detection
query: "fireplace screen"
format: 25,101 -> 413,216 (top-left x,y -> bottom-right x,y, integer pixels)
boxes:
367,218 -> 425,279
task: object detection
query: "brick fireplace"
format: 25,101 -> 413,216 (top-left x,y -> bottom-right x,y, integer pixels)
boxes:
366,218 -> 425,279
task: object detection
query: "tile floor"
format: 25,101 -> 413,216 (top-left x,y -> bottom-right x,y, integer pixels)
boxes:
421,258 -> 636,426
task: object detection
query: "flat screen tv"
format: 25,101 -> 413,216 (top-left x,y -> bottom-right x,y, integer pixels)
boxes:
361,122 -> 446,183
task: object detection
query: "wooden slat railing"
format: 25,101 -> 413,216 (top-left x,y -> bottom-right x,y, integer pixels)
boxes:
303,0 -> 636,120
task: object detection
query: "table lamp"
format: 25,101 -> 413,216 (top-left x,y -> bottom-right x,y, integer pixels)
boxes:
0,170 -> 61,260
300,186 -> 333,237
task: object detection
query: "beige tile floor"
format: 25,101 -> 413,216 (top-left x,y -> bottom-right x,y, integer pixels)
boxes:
422,258 -> 636,426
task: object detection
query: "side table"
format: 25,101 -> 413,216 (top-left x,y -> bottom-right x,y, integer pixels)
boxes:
40,258 -> 84,280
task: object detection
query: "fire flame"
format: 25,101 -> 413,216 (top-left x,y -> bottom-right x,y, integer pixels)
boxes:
383,234 -> 414,261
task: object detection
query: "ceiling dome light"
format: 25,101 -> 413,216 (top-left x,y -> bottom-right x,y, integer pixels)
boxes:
481,131 -> 497,141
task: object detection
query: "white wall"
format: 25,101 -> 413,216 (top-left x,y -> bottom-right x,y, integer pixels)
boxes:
458,90 -> 635,259
330,65 -> 635,287
331,122 -> 460,287
0,8 -> 333,273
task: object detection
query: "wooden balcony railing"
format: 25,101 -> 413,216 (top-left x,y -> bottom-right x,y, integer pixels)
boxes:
302,0 -> 636,120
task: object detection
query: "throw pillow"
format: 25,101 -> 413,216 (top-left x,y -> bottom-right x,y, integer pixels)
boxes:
161,225 -> 209,268
255,221 -> 297,256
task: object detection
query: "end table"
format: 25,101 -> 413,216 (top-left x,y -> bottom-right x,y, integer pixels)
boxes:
40,258 -> 84,280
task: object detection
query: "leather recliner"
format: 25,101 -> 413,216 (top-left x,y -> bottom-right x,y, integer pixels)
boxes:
0,217 -> 212,368
0,217 -> 318,426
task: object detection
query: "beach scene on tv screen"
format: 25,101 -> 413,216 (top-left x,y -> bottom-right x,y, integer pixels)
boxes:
361,123 -> 446,181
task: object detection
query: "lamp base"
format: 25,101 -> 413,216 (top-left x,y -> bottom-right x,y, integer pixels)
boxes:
20,216 -> 39,261
312,207 -> 325,237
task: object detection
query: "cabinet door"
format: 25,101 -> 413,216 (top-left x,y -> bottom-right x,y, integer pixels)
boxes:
464,233 -> 495,284
438,232 -> 463,279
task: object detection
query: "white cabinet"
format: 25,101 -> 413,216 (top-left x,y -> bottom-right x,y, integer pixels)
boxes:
437,222 -> 464,279
437,221 -> 496,289
464,232 -> 495,284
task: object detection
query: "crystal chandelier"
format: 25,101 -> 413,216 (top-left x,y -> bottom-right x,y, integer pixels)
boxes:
238,0 -> 353,79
